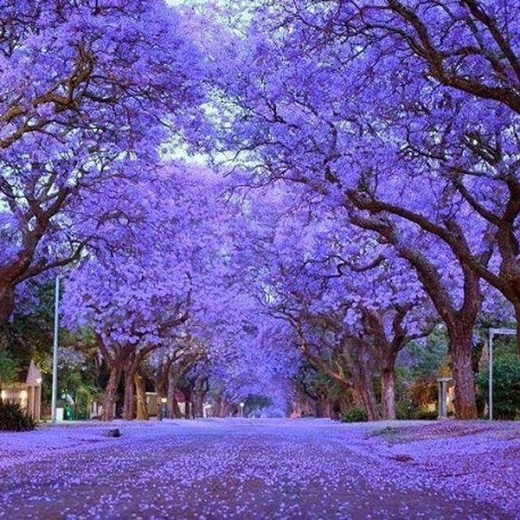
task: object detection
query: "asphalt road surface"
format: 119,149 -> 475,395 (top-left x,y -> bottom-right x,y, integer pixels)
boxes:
0,419 -> 515,519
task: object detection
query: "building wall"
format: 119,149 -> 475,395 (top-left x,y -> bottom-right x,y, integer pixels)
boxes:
1,384 -> 41,421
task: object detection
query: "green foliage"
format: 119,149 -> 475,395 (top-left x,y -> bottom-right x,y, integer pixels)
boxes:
0,350 -> 20,384
408,378 -> 438,407
395,327 -> 450,420
341,407 -> 368,423
53,346 -> 103,419
0,401 -> 36,431
477,356 -> 520,420
412,408 -> 438,420
405,328 -> 449,380
395,400 -> 414,420
3,279 -> 56,370
396,377 -> 438,419
492,336 -> 517,358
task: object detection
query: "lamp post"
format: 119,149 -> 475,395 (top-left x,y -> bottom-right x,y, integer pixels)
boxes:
51,275 -> 60,423
239,402 -> 245,418
488,328 -> 516,421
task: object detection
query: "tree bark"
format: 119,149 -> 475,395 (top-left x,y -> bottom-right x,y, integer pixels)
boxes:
171,398 -> 182,418
379,348 -> 399,420
0,285 -> 15,327
192,377 -> 208,419
317,398 -> 331,418
351,388 -> 365,410
122,362 -> 137,421
216,395 -> 229,418
134,371 -> 148,420
103,365 -> 122,421
167,370 -> 177,419
381,368 -> 396,420
350,363 -> 379,420
183,387 -> 194,419
344,340 -> 380,420
449,328 -> 477,419
357,382 -> 380,421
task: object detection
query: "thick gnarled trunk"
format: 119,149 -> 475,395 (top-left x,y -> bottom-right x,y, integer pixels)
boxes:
381,369 -> 396,420
216,395 -> 229,418
123,352 -> 146,421
449,328 -> 477,419
356,382 -> 379,421
346,341 -> 380,421
167,370 -> 177,419
134,371 -> 148,420
103,365 -> 122,421
123,366 -> 137,420
350,364 -> 379,421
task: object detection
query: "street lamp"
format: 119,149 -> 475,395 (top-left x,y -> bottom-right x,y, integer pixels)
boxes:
239,402 -> 245,418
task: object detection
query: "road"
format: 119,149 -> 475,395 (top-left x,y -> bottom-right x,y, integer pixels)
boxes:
0,419 -> 516,519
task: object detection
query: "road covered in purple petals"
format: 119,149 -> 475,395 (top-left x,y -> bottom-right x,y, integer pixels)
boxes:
0,419 -> 518,519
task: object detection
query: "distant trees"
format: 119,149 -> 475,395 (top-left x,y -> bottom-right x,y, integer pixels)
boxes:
232,187 -> 437,420
60,163 -> 294,420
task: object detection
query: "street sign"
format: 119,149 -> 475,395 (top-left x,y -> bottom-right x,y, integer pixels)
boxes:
490,328 -> 516,336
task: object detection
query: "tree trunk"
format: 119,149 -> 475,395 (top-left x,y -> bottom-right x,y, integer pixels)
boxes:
192,380 -> 208,418
171,398 -> 182,418
381,369 -> 396,420
184,388 -> 193,419
134,371 -> 148,420
0,284 -> 15,328
167,367 -> 179,419
192,393 -> 201,418
351,347 -> 380,421
215,394 -> 229,418
321,399 -> 331,418
123,365 -> 137,420
351,388 -> 364,410
449,328 -> 477,419
103,365 -> 122,421
358,383 -> 380,421
380,348 -> 397,420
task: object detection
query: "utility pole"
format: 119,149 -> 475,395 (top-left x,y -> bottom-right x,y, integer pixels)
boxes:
51,275 -> 60,423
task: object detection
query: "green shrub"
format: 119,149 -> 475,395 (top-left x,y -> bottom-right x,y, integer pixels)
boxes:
341,407 -> 368,423
477,356 -> 520,420
0,400 -> 36,431
412,408 -> 438,420
395,400 -> 415,420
